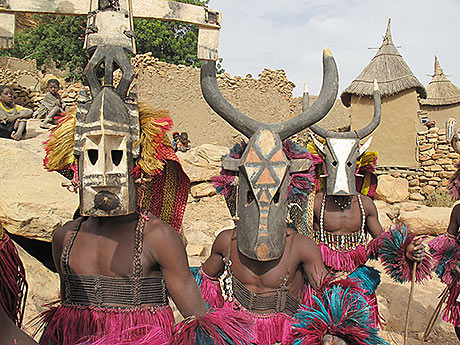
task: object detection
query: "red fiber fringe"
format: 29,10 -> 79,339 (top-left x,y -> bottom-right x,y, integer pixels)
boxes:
225,302 -> 295,345
318,243 -> 368,272
448,162 -> 460,201
429,234 -> 459,285
379,228 -> 432,284
0,234 -> 28,327
172,307 -> 254,345
77,325 -> 168,345
200,268 -> 224,308
366,237 -> 381,260
39,304 -> 174,345
443,281 -> 460,327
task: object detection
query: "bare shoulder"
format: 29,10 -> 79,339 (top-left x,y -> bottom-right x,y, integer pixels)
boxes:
360,194 -> 377,210
143,214 -> 181,244
452,203 -> 460,214
292,231 -> 319,250
52,219 -> 79,248
52,219 -> 81,273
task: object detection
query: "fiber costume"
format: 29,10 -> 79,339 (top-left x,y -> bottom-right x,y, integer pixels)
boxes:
195,51 -> 388,345
428,118 -> 460,328
39,3 -> 252,344
302,81 -> 431,327
0,221 -> 28,327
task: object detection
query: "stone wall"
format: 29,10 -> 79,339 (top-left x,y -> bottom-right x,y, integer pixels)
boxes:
375,126 -> 459,201
416,126 -> 458,192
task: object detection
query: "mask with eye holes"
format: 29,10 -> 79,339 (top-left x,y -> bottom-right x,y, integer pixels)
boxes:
74,45 -> 139,217
309,80 -> 381,196
200,48 -> 339,260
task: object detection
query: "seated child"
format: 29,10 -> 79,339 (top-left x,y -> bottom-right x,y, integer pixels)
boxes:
0,86 -> 32,141
34,79 -> 66,129
177,131 -> 191,152
172,131 -> 180,152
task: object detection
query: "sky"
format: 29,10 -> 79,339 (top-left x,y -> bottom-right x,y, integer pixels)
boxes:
207,0 -> 460,97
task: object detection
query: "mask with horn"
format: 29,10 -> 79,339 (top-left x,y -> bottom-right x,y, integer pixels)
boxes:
309,80 -> 381,196
74,45 -> 140,217
201,48 -> 338,261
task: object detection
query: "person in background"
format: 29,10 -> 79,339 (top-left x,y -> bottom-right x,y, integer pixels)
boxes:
34,79 -> 66,129
172,131 -> 180,152
177,131 -> 191,152
0,86 -> 32,141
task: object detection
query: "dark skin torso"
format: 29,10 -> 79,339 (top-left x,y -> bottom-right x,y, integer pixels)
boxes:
313,192 -> 425,262
202,227 -> 346,345
0,307 -> 37,345
313,192 -> 383,238
52,212 -> 207,317
202,227 -> 328,301
447,204 -> 460,237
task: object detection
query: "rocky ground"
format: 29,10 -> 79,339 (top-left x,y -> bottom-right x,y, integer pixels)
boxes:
0,120 -> 458,344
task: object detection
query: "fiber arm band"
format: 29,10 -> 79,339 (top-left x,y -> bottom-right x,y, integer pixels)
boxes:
190,267 -> 224,308
172,308 -> 253,345
429,234 -> 460,285
378,225 -> 431,283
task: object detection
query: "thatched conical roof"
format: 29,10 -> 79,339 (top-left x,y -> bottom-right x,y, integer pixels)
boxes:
341,18 -> 426,107
419,56 -> 460,106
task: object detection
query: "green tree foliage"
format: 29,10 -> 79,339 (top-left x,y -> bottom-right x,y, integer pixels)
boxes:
3,0 -> 224,79
135,0 -> 208,68
2,15 -> 88,80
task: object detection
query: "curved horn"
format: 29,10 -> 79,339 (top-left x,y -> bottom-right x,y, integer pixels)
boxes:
201,60 -> 262,138
354,80 -> 381,139
310,79 -> 381,139
276,48 -> 338,141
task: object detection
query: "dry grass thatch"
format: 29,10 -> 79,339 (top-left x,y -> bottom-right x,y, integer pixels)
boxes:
419,56 -> 460,106
341,18 -> 427,107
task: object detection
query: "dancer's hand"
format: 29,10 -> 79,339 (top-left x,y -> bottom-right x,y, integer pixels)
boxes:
406,237 -> 426,261
453,261 -> 460,277
323,334 -> 347,345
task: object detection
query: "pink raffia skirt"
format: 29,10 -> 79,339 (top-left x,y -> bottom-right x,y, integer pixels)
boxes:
0,233 -> 28,326
39,304 -> 174,345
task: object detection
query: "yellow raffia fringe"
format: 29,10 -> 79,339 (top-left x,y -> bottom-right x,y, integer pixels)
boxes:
135,103 -> 173,176
44,113 -> 77,171
357,151 -> 378,168
44,103 -> 173,176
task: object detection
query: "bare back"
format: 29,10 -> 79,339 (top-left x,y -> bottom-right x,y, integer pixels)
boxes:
52,212 -> 207,317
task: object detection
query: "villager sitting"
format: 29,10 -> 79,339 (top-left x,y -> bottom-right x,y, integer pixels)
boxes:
0,86 -> 32,141
177,131 -> 191,152
172,131 -> 180,152
34,78 -> 66,129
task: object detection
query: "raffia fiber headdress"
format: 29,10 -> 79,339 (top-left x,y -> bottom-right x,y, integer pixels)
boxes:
43,103 -> 189,232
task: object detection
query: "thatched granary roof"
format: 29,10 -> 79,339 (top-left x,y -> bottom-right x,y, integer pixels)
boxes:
341,19 -> 427,107
419,56 -> 460,106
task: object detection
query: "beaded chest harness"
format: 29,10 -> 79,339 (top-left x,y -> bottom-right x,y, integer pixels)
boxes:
314,194 -> 367,251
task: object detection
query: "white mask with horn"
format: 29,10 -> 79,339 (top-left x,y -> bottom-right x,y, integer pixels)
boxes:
309,80 -> 381,196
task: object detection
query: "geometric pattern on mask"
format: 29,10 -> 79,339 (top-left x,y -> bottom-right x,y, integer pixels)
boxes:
242,130 -> 288,259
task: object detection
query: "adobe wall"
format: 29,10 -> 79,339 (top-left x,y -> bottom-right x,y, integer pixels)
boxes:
350,89 -> 419,167
133,53 -> 297,148
420,103 -> 460,129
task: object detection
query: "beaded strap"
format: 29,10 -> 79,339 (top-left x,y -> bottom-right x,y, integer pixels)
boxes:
133,215 -> 146,307
61,217 -> 86,302
61,217 -> 86,275
317,194 -> 366,251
